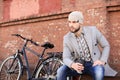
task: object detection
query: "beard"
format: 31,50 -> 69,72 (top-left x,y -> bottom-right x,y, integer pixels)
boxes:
69,26 -> 80,33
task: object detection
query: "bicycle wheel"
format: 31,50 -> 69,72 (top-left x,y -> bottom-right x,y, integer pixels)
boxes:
0,56 -> 22,80
35,57 -> 63,80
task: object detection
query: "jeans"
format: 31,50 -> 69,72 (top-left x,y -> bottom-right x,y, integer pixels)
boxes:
56,61 -> 104,80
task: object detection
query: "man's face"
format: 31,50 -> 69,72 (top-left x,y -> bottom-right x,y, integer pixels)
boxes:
68,20 -> 80,33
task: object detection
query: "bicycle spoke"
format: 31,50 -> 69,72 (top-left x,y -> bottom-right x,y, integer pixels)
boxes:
48,58 -> 62,75
0,73 -> 6,80
48,60 -> 55,75
53,61 -> 61,74
35,57 -> 63,79
40,66 -> 47,75
42,63 -> 49,74
0,56 -> 21,80
11,73 -> 18,80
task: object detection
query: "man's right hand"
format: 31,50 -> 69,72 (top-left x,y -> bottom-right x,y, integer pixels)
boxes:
71,62 -> 84,72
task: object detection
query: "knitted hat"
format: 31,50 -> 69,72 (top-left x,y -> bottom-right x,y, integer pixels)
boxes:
68,11 -> 84,24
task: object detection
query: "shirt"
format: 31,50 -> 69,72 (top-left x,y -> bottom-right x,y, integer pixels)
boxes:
76,33 -> 92,61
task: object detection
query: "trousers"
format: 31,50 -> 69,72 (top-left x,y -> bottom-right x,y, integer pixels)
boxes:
57,61 -> 104,80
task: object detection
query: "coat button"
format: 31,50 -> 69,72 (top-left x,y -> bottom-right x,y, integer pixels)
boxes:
94,53 -> 96,55
95,44 -> 97,46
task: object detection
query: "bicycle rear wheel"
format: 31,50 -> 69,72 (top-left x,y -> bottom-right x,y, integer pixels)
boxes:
35,57 -> 63,80
0,56 -> 22,80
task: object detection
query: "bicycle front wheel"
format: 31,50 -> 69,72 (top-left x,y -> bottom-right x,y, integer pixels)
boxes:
0,56 -> 22,80
35,57 -> 63,80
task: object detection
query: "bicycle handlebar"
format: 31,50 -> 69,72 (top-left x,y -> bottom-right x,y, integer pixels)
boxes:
12,34 -> 39,46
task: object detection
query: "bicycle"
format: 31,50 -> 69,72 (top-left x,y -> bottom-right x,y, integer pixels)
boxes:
0,34 -> 63,80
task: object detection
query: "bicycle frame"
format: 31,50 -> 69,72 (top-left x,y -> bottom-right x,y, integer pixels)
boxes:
6,34 -> 52,80
16,40 -> 49,80
25,47 -> 47,78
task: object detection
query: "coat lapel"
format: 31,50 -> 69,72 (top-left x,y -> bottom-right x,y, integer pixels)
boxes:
70,33 -> 80,56
69,27 -> 93,56
83,27 -> 93,54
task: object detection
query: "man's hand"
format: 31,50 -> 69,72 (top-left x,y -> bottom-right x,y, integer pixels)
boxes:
93,60 -> 105,66
71,62 -> 84,72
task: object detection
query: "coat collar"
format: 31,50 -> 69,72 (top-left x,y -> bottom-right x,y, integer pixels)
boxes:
69,27 -> 93,54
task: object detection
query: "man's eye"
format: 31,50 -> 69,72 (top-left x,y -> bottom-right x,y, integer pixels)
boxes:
68,21 -> 79,23
72,21 -> 76,23
73,21 -> 79,23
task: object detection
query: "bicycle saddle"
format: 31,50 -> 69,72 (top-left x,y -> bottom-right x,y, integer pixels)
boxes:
41,42 -> 54,49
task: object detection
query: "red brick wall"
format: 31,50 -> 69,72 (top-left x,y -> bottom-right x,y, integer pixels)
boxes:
6,0 -> 40,20
0,0 -> 3,20
39,0 -> 62,14
0,14 -> 69,66
2,0 -> 12,21
0,0 -> 120,76
107,10 -> 120,74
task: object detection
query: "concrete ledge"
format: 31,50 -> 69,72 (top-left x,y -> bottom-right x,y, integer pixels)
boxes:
75,74 -> 120,80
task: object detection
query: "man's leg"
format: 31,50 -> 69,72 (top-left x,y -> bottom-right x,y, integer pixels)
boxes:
92,65 -> 105,80
83,62 -> 105,80
56,65 -> 79,80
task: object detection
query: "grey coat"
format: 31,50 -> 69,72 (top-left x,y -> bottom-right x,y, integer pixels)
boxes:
63,26 -> 117,76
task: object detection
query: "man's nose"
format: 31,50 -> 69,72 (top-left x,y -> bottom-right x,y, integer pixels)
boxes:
69,22 -> 73,27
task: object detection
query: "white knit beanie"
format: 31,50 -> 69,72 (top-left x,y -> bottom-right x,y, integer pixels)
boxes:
68,11 -> 84,24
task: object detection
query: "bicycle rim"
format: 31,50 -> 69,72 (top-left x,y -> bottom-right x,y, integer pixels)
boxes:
35,57 -> 63,80
0,56 -> 22,80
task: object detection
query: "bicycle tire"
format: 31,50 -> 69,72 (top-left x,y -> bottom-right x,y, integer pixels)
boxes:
35,57 -> 63,80
0,56 -> 22,80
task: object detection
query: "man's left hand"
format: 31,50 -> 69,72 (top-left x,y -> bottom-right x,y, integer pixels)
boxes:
93,60 -> 105,66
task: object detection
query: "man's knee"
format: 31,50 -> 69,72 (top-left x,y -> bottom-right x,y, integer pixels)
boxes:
93,65 -> 105,73
57,66 -> 62,75
93,65 -> 105,79
57,65 -> 68,76
57,65 -> 69,80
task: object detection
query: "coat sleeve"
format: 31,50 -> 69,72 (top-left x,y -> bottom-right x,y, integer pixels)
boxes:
63,36 -> 74,67
95,27 -> 110,63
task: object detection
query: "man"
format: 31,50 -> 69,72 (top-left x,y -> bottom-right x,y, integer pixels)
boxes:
57,11 -> 117,80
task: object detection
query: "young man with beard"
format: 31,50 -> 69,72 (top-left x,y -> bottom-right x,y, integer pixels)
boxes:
56,11 -> 117,80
